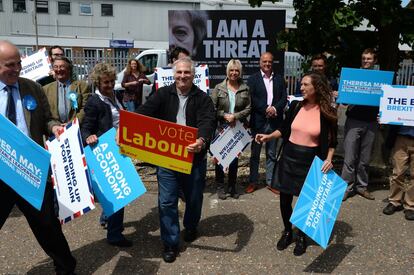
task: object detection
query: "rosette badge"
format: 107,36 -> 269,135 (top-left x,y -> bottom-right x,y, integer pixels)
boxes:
23,95 -> 37,111
67,90 -> 78,110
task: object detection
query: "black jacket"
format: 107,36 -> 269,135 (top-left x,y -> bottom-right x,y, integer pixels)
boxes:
279,101 -> 338,160
136,83 -> 216,163
80,93 -> 124,143
248,71 -> 287,134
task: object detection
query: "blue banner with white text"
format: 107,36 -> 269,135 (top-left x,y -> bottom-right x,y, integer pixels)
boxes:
84,128 -> 146,216
290,156 -> 347,249
0,114 -> 50,210
337,68 -> 394,106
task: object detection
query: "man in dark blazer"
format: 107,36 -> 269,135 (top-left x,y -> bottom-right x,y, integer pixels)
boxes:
0,40 -> 76,274
246,52 -> 287,194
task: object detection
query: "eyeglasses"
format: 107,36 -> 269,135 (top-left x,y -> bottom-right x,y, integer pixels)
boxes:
53,65 -> 67,70
52,53 -> 64,57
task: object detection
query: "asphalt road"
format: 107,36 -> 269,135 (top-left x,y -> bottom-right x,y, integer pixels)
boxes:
1,165 -> 413,275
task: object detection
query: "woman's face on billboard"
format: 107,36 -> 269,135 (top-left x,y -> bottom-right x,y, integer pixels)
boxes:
169,13 -> 195,56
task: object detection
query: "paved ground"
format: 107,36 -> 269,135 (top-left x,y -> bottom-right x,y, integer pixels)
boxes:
1,158 -> 413,274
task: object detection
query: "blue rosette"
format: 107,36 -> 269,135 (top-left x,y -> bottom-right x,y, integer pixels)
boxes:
66,90 -> 78,110
23,95 -> 37,111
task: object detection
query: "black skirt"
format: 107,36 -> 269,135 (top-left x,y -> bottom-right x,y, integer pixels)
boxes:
272,141 -> 319,196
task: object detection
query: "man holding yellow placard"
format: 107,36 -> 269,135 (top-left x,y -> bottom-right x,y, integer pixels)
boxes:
136,57 -> 215,263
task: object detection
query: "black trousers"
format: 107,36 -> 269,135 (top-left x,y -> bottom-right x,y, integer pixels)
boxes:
0,180 -> 76,274
215,158 -> 239,191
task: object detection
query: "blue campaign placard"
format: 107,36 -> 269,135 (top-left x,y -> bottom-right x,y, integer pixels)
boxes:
336,68 -> 394,106
290,156 -> 347,249
0,114 -> 50,210
84,128 -> 146,216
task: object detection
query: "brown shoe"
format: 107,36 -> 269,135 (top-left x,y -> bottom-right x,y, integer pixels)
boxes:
245,183 -> 258,194
267,186 -> 280,195
357,189 -> 375,200
342,189 -> 356,202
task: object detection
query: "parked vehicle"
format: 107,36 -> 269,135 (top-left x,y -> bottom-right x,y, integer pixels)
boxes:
114,49 -> 168,104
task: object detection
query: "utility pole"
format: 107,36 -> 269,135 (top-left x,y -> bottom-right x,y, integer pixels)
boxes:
33,0 -> 39,50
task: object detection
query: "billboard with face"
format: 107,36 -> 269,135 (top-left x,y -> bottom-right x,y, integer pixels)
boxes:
168,10 -> 286,87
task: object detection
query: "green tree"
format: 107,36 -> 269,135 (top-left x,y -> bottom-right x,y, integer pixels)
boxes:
249,0 -> 414,75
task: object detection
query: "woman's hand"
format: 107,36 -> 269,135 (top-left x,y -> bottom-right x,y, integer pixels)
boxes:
224,113 -> 235,124
86,135 -> 98,145
321,159 -> 333,173
255,133 -> 270,143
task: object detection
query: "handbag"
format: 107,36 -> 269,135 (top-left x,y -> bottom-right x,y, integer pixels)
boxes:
270,142 -> 284,189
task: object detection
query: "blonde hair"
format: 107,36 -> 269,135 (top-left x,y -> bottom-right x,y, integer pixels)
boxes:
90,63 -> 116,87
226,59 -> 243,79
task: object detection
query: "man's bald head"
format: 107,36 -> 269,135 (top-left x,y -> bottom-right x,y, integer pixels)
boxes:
0,40 -> 22,85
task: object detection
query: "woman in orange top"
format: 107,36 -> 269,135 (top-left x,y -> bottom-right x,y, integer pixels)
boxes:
256,72 -> 337,256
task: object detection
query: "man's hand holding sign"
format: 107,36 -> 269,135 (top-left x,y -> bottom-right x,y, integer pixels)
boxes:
118,111 -> 198,174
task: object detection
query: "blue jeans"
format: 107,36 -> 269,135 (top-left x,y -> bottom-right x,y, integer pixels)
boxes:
124,100 -> 135,112
106,208 -> 125,242
249,123 -> 278,186
157,159 -> 207,247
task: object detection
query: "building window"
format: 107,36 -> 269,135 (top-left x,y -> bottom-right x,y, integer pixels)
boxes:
58,1 -> 70,14
25,47 -> 34,56
13,0 -> 26,12
101,4 -> 113,16
64,48 -> 72,59
0,0 -> 3,12
79,3 -> 92,15
36,0 -> 48,13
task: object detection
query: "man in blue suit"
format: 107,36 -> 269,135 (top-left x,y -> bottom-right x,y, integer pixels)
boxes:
246,52 -> 287,194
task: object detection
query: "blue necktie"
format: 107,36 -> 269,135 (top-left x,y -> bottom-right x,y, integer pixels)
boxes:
6,86 -> 16,125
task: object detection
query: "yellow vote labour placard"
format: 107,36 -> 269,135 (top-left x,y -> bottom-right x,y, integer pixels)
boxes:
118,111 -> 197,174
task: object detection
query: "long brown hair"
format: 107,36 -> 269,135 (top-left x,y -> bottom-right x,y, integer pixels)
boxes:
125,59 -> 146,75
303,72 -> 337,123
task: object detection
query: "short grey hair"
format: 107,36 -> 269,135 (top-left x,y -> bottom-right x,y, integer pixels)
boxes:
172,57 -> 195,76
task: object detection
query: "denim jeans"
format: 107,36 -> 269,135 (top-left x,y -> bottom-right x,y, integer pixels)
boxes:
249,122 -> 278,186
157,159 -> 207,247
124,100 -> 135,112
106,208 -> 125,242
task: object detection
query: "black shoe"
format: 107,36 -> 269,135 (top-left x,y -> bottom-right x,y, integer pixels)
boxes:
276,230 -> 293,251
383,203 -> 404,215
230,192 -> 240,199
184,228 -> 198,243
162,245 -> 178,263
217,189 -> 227,200
405,209 -> 414,221
100,221 -> 108,229
108,238 -> 133,247
293,235 -> 307,256
343,189 -> 356,201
